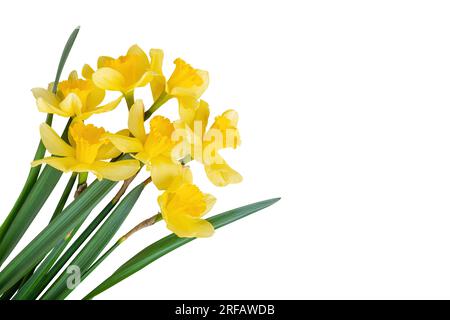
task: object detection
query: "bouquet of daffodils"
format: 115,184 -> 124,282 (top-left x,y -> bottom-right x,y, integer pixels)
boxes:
0,27 -> 279,300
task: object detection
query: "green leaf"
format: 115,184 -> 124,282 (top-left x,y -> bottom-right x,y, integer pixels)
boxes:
0,179 -> 117,295
83,198 -> 280,300
15,201 -> 117,300
0,166 -> 63,266
41,182 -> 146,300
0,26 -> 80,261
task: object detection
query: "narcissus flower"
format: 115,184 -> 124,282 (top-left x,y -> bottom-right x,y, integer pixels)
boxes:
145,50 -> 208,103
32,71 -> 122,121
166,58 -> 209,100
106,100 -> 185,190
88,45 -> 153,94
175,99 -> 242,187
31,122 -> 140,181
158,182 -> 216,238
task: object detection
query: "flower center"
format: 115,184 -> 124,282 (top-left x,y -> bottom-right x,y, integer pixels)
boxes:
103,55 -> 143,87
168,59 -> 204,89
58,78 -> 96,108
70,122 -> 106,164
166,184 -> 206,218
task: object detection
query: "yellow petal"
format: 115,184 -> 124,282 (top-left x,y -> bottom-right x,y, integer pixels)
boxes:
203,193 -> 216,215
97,56 -> 115,68
59,93 -> 82,116
85,88 -> 106,110
82,64 -> 94,79
39,123 -> 74,157
149,49 -> 166,101
74,95 -> 123,122
32,88 -> 60,106
167,218 -> 214,238
31,156 -> 78,172
36,98 -> 71,117
151,156 -> 183,190
128,100 -> 146,143
128,45 -> 150,65
89,160 -> 141,181
130,71 -> 153,91
68,70 -> 78,81
204,159 -> 243,187
96,129 -> 129,160
104,133 -> 143,153
92,67 -> 126,91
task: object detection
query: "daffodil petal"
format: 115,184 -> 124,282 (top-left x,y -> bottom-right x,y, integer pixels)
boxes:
92,67 -> 125,91
151,156 -> 183,190
149,49 -> 166,101
203,193 -> 216,215
96,129 -> 129,160
75,95 -> 123,121
89,160 -> 141,181
204,160 -> 243,187
68,70 -> 78,81
167,218 -> 214,238
82,64 -> 94,79
104,133 -> 143,153
31,157 -> 78,172
131,71 -> 153,89
97,56 -> 115,68
59,93 -> 82,116
31,88 -> 60,106
39,123 -> 74,157
128,100 -> 146,143
36,97 -> 71,117
127,45 -> 150,66
85,88 -> 106,111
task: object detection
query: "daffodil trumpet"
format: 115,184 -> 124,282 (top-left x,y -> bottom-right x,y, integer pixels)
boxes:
0,30 -> 280,301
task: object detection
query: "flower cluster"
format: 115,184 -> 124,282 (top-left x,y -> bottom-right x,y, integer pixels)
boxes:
31,45 -> 242,238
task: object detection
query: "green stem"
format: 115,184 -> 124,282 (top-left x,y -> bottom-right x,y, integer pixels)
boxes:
82,213 -> 162,283
144,91 -> 170,120
124,91 -> 134,109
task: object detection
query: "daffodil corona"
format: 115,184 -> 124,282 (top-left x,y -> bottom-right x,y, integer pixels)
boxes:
158,183 -> 216,238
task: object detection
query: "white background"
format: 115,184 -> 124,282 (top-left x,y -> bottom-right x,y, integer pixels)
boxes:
1,0 -> 450,300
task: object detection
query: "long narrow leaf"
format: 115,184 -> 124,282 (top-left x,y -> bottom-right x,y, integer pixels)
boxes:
83,198 -> 280,300
0,179 -> 117,295
41,182 -> 146,300
0,166 -> 62,265
0,27 -> 80,260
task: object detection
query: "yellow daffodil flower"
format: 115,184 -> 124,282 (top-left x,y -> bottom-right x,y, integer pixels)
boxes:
158,182 -> 216,238
88,45 -> 153,94
31,122 -> 140,181
32,71 -> 122,121
175,99 -> 243,187
145,49 -> 208,103
106,100 -> 185,190
166,58 -> 209,100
